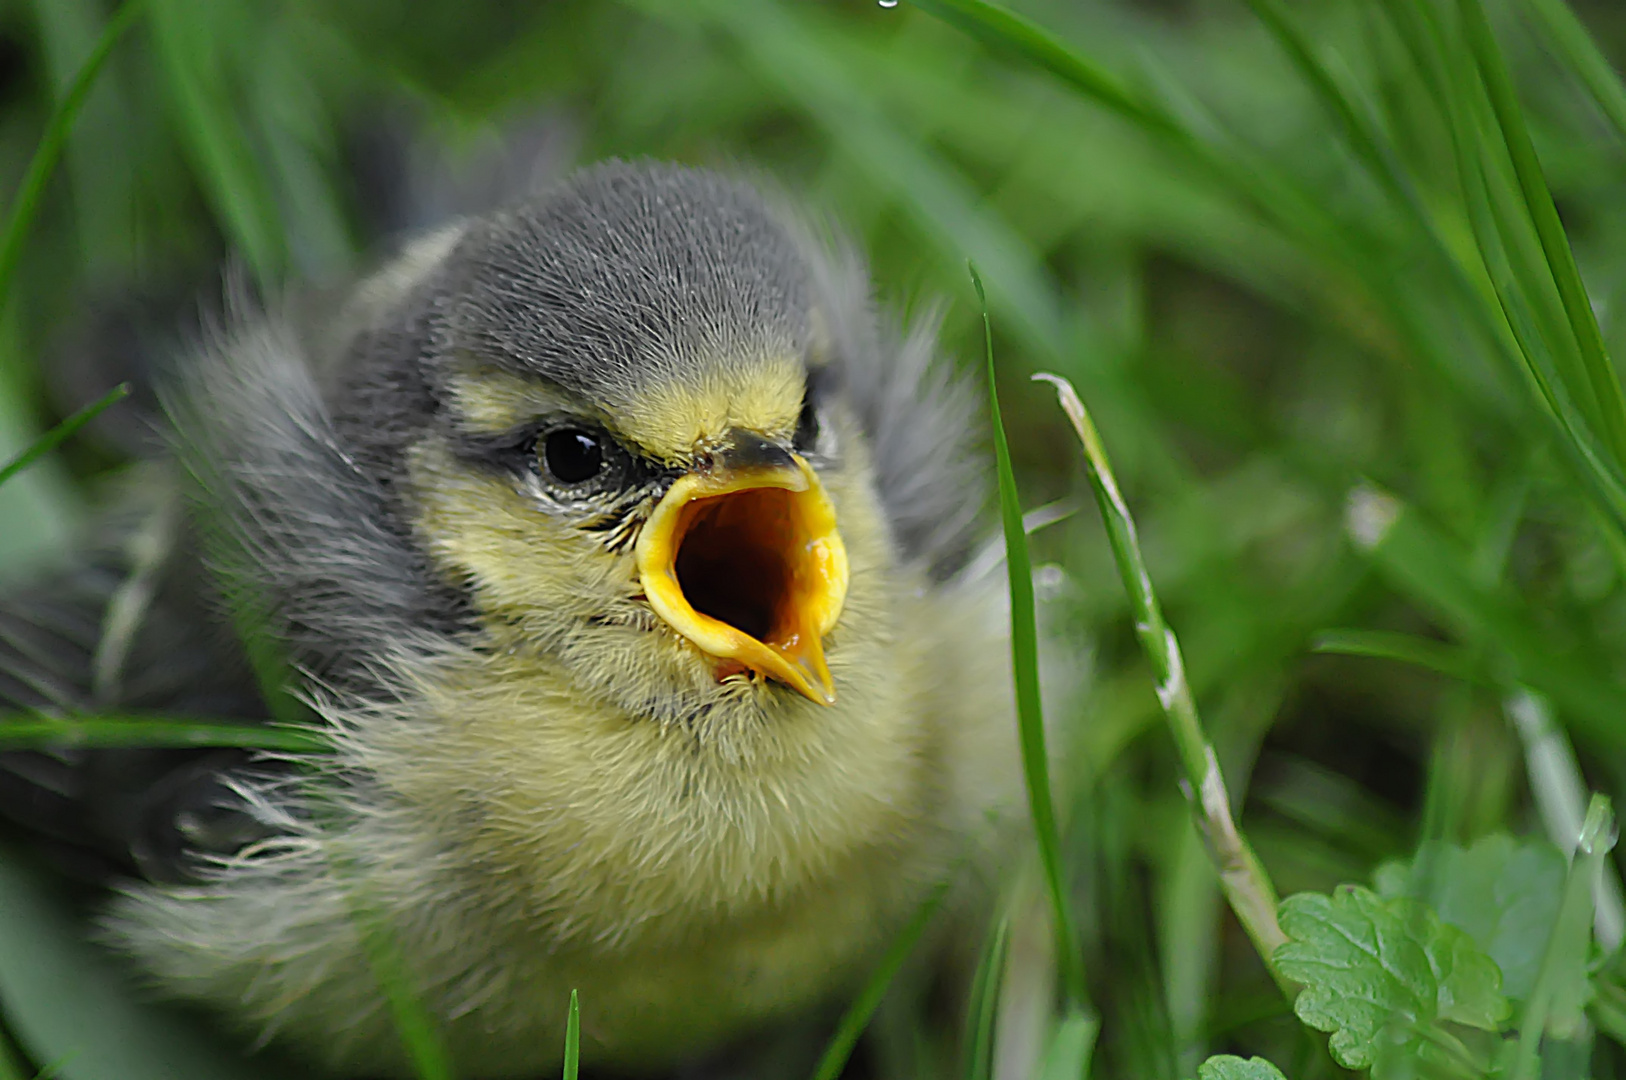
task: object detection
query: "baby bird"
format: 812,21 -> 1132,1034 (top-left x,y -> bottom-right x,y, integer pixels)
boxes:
0,161 -> 1016,1076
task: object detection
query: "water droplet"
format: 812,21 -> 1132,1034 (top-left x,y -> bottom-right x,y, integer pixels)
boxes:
878,0 -> 899,7
1032,563 -> 1071,601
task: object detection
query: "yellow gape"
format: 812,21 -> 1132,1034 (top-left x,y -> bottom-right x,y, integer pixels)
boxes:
636,450 -> 849,704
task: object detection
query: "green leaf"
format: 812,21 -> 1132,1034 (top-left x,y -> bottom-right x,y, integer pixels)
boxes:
0,848 -> 290,1080
1275,885 -> 1510,1071
1373,835 -> 1566,1000
1197,1055 -> 1288,1080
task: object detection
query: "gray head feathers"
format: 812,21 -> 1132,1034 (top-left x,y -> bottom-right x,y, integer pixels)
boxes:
435,162 -> 813,418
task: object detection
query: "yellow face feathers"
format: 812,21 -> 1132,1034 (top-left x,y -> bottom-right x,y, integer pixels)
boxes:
612,355 -> 805,461
445,354 -> 806,463
444,366 -> 581,434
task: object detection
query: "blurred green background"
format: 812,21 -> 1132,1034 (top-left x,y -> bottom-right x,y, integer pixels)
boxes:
5,0 -> 1626,1077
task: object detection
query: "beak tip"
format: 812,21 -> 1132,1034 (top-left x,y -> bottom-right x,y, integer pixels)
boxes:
787,654 -> 837,706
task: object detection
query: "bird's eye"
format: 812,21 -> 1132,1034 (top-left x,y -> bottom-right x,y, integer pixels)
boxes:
793,392 -> 820,451
542,428 -> 606,484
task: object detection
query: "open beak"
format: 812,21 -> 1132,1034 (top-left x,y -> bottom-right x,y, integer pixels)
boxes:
634,433 -> 849,705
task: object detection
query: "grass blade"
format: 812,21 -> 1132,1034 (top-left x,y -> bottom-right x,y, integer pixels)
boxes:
914,0 -> 1626,550
0,1026 -> 25,1080
906,0 -> 1170,137
345,889 -> 453,1080
175,445 -> 316,730
1241,0 -> 1405,202
1363,0 -> 1626,545
1034,371 -> 1289,979
1243,0 -> 1575,441
148,0 -> 285,287
1457,0 -> 1626,471
1505,690 -> 1626,950
971,264 -> 1087,1008
1344,483 -> 1626,748
652,0 -> 1070,363
0,712 -> 328,752
562,990 -> 579,1080
1524,0 -> 1626,146
1310,629 -> 1485,686
962,917 -> 1009,1080
1412,0 -> 1626,534
0,851 -> 290,1080
0,384 -> 129,490
908,0 -> 1344,263
1034,1008 -> 1098,1080
1511,794 -> 1616,1080
809,873 -> 957,1080
1458,41 -> 1601,451
0,0 -> 143,311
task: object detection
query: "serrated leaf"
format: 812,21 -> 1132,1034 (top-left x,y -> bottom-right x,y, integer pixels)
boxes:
1197,1054 -> 1288,1080
1373,835 -> 1565,999
1275,885 -> 1510,1070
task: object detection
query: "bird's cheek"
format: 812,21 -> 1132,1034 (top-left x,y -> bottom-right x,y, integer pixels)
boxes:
406,440 -> 623,626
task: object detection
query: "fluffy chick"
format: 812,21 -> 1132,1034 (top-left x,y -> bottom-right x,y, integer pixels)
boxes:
0,161 -> 1017,1076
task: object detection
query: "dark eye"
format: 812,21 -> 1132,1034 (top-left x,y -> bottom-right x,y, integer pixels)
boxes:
542,428 -> 605,484
793,391 -> 820,451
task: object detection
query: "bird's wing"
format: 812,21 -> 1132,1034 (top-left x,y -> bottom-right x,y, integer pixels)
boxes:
0,274 -> 468,887
0,469 -> 276,884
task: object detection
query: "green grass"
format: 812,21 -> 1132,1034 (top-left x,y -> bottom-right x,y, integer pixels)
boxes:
0,0 -> 143,313
0,713 -> 327,751
0,384 -> 127,490
5,0 -> 1626,1077
561,991 -> 579,1080
977,262 -> 1089,1009
811,874 -> 959,1080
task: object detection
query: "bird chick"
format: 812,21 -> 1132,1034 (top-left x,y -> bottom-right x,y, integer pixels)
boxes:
0,161 -> 1017,1076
